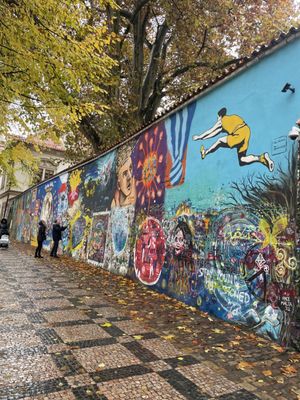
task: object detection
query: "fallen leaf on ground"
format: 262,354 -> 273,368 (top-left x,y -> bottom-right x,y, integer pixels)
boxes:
213,346 -> 228,353
101,322 -> 112,327
236,361 -> 254,370
271,344 -> 285,353
177,357 -> 184,360
133,335 -> 143,340
162,335 -> 175,340
281,364 -> 297,376
212,328 -> 225,334
262,370 -> 272,377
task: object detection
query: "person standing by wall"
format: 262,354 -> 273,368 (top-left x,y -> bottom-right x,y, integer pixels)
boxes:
50,219 -> 67,258
34,220 -> 46,258
0,218 -> 9,238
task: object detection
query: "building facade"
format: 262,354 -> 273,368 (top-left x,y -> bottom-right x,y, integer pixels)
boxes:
10,28 -> 300,348
0,138 -> 68,218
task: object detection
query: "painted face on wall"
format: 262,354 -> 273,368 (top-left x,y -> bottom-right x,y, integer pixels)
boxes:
118,157 -> 133,198
112,142 -> 136,208
40,191 -> 53,224
173,228 -> 186,256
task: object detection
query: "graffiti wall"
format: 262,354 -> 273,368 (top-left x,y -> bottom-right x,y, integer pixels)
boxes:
10,34 -> 300,347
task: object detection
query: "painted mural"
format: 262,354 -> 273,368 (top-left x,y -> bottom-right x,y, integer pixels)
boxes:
10,36 -> 300,348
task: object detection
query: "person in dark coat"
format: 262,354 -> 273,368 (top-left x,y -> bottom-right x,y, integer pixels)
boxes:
0,218 -> 9,237
50,219 -> 67,258
35,220 -> 47,258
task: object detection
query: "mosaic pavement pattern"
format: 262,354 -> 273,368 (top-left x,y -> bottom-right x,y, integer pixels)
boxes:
0,248 -> 260,400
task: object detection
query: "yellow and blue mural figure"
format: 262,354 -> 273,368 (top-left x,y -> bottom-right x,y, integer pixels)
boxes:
193,107 -> 274,171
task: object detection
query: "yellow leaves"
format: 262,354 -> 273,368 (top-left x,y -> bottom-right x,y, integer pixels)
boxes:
236,361 -> 254,370
162,335 -> 175,340
177,357 -> 184,361
117,299 -> 127,305
271,344 -> 285,353
262,370 -> 272,377
281,364 -> 297,376
230,340 -> 240,346
132,335 -> 143,340
101,322 -> 112,328
212,346 -> 228,353
211,328 -> 225,334
0,0 -> 117,147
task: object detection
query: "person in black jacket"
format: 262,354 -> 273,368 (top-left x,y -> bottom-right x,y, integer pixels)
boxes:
0,218 -> 9,238
50,219 -> 67,258
35,220 -> 47,258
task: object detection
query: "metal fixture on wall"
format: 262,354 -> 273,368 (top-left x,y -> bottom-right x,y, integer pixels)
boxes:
281,83 -> 295,93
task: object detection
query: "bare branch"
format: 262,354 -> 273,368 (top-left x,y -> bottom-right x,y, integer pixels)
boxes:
140,20 -> 168,113
196,28 -> 207,57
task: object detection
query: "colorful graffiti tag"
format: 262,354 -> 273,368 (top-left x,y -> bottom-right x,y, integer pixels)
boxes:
10,39 -> 300,348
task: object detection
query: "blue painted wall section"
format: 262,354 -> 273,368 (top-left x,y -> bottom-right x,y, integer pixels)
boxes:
11,36 -> 300,347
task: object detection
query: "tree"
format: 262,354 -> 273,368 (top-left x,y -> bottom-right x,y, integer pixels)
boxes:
0,0 -> 117,176
1,0 -> 299,163
74,0 -> 299,153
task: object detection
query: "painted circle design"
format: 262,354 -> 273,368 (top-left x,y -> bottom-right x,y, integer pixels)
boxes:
134,217 -> 166,285
142,152 -> 157,187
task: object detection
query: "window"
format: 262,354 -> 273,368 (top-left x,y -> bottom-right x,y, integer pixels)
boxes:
33,169 -> 44,185
32,168 -> 55,184
44,169 -> 54,180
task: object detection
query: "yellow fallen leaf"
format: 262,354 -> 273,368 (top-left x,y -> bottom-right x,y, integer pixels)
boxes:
162,335 -> 175,340
212,328 -> 225,334
281,364 -> 297,376
177,357 -> 184,360
262,370 -> 272,377
98,363 -> 105,368
133,335 -> 143,340
236,361 -> 254,370
257,379 -> 264,383
271,344 -> 285,353
177,326 -> 187,330
101,322 -> 112,327
214,346 -> 227,353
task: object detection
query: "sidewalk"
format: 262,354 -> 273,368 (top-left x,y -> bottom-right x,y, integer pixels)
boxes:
0,245 -> 299,400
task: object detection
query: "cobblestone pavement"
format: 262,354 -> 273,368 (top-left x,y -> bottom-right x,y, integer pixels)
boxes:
0,246 -> 299,400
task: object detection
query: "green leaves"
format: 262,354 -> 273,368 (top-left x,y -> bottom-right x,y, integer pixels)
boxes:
0,0 -> 117,139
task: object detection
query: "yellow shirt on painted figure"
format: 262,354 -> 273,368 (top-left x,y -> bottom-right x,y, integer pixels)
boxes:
221,114 -> 250,154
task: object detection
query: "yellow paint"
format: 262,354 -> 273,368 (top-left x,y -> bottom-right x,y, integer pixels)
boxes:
259,215 -> 288,249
